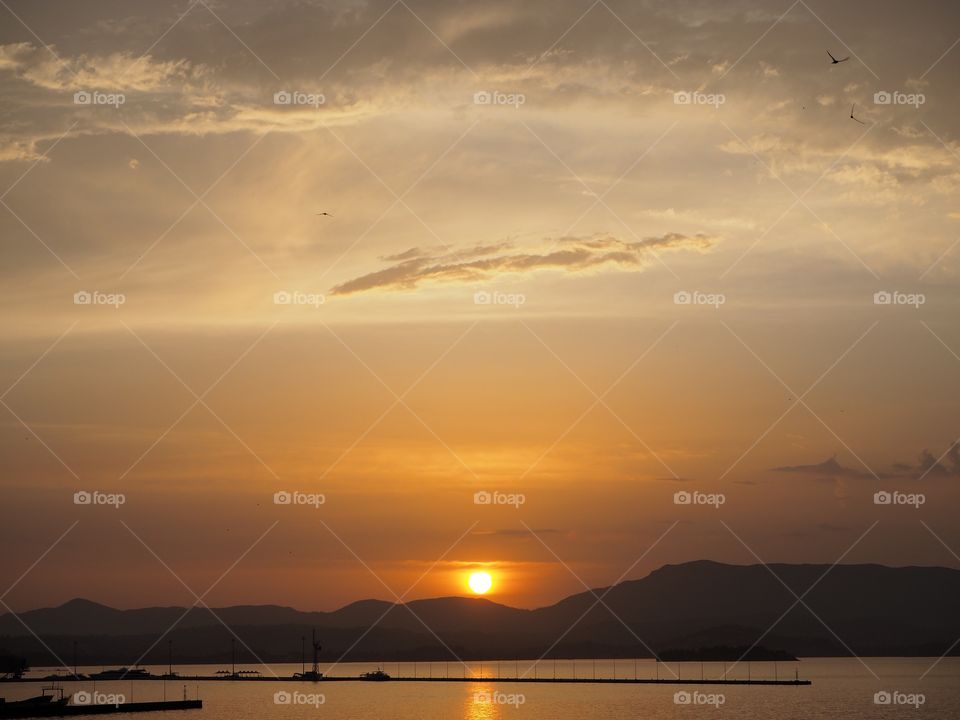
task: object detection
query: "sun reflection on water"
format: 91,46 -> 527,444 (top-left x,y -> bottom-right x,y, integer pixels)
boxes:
463,682 -> 501,720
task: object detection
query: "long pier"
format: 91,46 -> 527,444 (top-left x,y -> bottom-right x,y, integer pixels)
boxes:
0,700 -> 201,719
4,675 -> 811,686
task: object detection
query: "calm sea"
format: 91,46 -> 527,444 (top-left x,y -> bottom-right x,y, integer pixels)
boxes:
4,657 -> 958,718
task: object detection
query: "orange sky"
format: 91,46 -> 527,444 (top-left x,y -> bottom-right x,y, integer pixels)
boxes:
1,0 -> 960,611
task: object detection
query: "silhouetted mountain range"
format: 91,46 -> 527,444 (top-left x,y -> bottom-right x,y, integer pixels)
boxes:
2,561 -> 959,665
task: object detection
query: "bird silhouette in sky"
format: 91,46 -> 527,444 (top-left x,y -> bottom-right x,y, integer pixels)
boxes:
850,104 -> 867,124
827,50 -> 849,64
316,212 -> 333,217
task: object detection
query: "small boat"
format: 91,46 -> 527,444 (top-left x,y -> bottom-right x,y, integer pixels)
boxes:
293,671 -> 323,680
6,685 -> 68,706
360,668 -> 391,681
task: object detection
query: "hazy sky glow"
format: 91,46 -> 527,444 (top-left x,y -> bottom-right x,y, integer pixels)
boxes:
1,0 -> 959,611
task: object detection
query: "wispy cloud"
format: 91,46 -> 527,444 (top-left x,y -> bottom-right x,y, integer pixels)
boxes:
330,232 -> 718,295
892,443 -> 960,479
772,456 -> 876,480
773,442 -> 960,482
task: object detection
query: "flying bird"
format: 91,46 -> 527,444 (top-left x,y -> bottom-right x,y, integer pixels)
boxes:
316,212 -> 333,216
849,104 -> 867,125
827,50 -> 849,64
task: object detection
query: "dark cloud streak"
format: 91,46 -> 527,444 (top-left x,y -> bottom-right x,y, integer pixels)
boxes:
331,232 -> 718,295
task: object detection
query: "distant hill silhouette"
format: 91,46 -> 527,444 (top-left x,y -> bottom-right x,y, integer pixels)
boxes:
2,561 -> 959,665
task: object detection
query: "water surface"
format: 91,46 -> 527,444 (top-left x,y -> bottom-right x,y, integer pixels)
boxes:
5,657 -> 957,718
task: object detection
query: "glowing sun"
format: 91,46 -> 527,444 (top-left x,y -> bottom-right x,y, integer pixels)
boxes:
468,571 -> 493,595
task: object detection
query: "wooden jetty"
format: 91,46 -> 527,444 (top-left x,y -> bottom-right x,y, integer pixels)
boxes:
5,674 -> 810,687
0,700 -> 201,718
